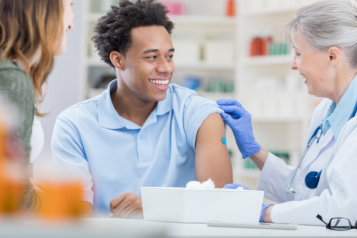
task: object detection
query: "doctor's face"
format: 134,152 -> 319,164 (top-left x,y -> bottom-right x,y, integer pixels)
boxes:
290,33 -> 333,98
117,26 -> 175,102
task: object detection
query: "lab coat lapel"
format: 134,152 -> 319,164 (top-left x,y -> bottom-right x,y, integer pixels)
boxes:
301,130 -> 334,171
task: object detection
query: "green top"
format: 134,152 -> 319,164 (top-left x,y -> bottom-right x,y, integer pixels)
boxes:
0,60 -> 39,211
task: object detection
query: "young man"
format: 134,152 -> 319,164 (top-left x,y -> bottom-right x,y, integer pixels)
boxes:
52,0 -> 232,218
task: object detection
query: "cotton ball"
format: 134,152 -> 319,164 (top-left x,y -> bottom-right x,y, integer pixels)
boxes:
201,178 -> 215,190
186,181 -> 202,189
236,186 -> 244,191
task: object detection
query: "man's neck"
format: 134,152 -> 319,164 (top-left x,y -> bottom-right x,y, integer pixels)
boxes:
110,85 -> 157,127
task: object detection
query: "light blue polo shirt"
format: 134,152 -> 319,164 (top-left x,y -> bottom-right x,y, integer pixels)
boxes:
51,80 -> 223,213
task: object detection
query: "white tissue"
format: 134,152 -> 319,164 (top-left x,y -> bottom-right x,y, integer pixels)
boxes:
236,186 -> 244,191
186,178 -> 215,190
201,178 -> 215,189
186,181 -> 202,190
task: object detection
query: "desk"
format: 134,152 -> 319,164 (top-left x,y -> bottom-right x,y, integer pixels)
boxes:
1,219 -> 357,238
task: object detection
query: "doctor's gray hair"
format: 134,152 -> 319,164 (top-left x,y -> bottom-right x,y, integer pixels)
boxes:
282,0 -> 357,68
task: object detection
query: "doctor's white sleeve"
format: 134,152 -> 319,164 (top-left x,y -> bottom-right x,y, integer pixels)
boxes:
256,152 -> 298,203
270,123 -> 357,226
51,116 -> 94,205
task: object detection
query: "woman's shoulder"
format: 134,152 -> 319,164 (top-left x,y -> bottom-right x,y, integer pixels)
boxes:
0,60 -> 34,96
0,60 -> 31,79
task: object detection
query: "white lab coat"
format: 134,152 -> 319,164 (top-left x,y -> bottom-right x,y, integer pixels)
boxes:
256,98 -> 357,226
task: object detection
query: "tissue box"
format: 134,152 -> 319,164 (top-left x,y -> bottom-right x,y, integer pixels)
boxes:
141,187 -> 264,223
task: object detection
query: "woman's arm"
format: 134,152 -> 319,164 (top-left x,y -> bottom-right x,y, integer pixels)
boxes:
250,147 -> 269,170
0,61 -> 38,211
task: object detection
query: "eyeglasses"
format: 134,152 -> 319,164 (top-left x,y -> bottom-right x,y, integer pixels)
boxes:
317,214 -> 357,231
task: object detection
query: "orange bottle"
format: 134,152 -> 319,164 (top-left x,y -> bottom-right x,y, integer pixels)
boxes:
262,29 -> 273,56
38,181 -> 85,220
226,0 -> 235,17
0,121 -> 22,216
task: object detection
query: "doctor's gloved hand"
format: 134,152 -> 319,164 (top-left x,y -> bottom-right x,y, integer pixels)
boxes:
217,99 -> 261,159
109,192 -> 143,219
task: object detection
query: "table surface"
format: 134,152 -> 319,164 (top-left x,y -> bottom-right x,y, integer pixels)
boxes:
1,218 -> 357,238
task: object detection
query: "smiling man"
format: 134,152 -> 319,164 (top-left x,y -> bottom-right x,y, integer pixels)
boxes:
51,0 -> 232,217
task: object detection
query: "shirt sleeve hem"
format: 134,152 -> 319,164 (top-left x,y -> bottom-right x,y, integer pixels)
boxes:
82,192 -> 94,205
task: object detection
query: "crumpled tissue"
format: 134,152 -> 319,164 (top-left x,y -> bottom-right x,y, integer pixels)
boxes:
186,178 -> 215,190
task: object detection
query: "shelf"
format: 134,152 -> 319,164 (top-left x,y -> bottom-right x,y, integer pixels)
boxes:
241,55 -> 293,66
198,92 -> 235,102
169,15 -> 236,25
251,117 -> 307,123
235,169 -> 260,178
175,62 -> 235,70
88,13 -> 236,25
87,58 -> 236,70
242,5 -> 303,17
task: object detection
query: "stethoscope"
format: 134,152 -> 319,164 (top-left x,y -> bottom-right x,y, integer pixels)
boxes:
287,101 -> 357,194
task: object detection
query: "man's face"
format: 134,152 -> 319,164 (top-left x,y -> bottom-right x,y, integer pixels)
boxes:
118,26 -> 175,102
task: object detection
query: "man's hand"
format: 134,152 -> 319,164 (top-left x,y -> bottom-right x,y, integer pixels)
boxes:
109,192 -> 143,218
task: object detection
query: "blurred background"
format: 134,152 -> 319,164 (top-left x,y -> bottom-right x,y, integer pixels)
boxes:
33,0 -> 321,191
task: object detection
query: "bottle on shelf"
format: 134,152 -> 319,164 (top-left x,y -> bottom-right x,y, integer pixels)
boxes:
226,0 -> 235,17
262,29 -> 273,56
249,31 -> 263,57
249,29 -> 291,57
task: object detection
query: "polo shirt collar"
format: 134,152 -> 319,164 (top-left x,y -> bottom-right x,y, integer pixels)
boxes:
98,80 -> 126,129
98,79 -> 173,130
322,75 -> 357,140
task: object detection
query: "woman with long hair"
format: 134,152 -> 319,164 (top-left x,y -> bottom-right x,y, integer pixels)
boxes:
0,0 -> 74,211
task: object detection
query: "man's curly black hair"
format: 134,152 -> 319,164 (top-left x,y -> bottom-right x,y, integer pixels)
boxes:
92,0 -> 174,68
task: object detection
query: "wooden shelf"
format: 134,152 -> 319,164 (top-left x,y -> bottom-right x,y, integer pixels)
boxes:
241,55 -> 293,66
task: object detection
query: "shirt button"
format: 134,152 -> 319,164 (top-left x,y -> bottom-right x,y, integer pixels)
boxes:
140,136 -> 144,140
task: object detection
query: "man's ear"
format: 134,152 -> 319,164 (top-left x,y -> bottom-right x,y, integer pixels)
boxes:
110,51 -> 126,70
327,46 -> 341,67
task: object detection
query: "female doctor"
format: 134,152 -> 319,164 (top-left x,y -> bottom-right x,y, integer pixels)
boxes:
218,0 -> 357,225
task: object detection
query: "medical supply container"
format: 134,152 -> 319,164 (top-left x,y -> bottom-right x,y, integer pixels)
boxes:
141,187 -> 264,223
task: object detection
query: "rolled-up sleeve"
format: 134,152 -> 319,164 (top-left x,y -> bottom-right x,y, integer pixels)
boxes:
51,115 -> 94,205
182,95 -> 223,150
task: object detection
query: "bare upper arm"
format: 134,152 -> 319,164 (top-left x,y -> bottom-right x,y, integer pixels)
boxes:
195,113 -> 233,188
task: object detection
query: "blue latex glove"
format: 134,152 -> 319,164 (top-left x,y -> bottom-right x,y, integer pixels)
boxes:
217,99 -> 261,159
223,183 -> 272,222
260,204 -> 273,223
223,183 -> 250,190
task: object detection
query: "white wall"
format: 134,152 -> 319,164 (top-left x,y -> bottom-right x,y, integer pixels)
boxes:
33,0 -> 84,176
